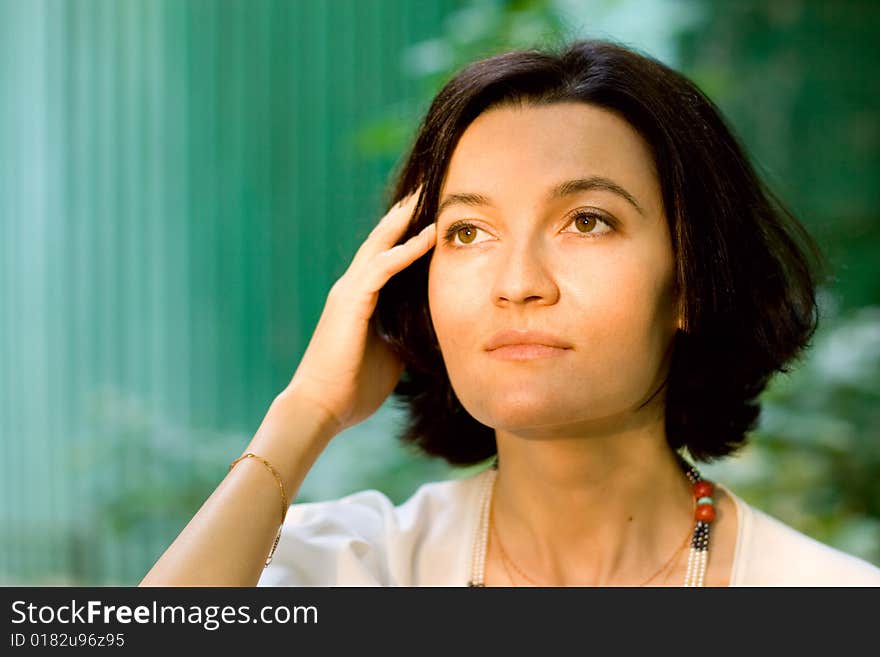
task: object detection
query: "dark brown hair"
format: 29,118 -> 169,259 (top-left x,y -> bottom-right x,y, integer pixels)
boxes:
372,38 -> 827,466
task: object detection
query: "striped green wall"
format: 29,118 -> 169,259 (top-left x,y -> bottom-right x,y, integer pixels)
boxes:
0,0 -> 460,585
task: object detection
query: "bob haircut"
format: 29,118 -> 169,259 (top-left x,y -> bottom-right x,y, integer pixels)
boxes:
372,38 -> 826,466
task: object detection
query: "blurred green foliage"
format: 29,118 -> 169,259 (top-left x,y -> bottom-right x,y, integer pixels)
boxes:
676,0 -> 880,564
701,301 -> 880,564
354,0 -> 571,164
678,0 -> 880,312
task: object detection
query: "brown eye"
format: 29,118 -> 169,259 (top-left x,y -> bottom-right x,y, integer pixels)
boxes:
566,210 -> 614,237
443,222 -> 484,246
573,212 -> 598,232
456,226 -> 478,244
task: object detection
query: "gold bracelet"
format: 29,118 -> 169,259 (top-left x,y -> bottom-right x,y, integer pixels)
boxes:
229,452 -> 289,523
229,452 -> 289,567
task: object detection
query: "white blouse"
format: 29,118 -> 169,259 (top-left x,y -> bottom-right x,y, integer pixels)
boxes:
257,466 -> 880,587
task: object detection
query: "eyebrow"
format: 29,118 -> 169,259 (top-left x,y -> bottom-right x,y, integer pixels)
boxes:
436,176 -> 646,218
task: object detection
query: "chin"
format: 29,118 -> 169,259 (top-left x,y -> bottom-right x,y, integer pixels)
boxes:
458,393 -> 580,431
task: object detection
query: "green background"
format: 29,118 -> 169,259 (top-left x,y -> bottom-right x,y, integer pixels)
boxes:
1,0 -> 877,584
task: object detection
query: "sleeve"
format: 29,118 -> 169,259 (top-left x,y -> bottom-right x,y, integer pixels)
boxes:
256,489 -> 397,587
740,505 -> 880,586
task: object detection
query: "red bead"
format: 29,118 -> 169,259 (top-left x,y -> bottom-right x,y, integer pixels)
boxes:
693,481 -> 714,499
695,504 -> 716,523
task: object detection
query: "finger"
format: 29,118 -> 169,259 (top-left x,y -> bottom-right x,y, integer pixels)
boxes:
367,223 -> 436,286
373,188 -> 421,235
352,188 -> 425,266
331,223 -> 435,316
395,185 -> 422,209
381,185 -> 423,226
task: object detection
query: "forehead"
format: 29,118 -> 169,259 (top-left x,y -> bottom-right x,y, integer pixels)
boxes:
441,102 -> 659,211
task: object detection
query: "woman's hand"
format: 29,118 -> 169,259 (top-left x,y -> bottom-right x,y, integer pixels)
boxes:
140,190 -> 434,586
282,187 -> 436,435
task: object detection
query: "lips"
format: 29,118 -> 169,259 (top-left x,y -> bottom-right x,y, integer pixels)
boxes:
485,344 -> 570,360
484,329 -> 573,351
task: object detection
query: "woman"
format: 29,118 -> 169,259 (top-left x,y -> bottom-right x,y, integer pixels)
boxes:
141,39 -> 880,586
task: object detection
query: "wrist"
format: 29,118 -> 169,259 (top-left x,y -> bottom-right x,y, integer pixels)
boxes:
243,389 -> 340,495
273,385 -> 344,443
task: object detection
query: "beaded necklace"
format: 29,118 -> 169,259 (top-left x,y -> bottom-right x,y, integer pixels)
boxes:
467,452 -> 717,587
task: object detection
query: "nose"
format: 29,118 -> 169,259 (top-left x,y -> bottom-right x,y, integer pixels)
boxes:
490,240 -> 560,307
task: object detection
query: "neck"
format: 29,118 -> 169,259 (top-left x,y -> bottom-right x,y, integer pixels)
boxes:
491,419 -> 694,586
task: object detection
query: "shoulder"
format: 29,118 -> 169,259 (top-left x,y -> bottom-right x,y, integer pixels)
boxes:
258,468 -> 490,586
724,485 -> 880,586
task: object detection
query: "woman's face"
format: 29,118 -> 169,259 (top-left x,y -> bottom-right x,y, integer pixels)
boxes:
427,102 -> 679,436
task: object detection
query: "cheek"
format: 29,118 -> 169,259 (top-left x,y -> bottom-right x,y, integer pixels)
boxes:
594,258 -> 677,391
428,258 -> 478,351
558,251 -> 661,324
427,259 -> 457,348
556,249 -> 676,376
